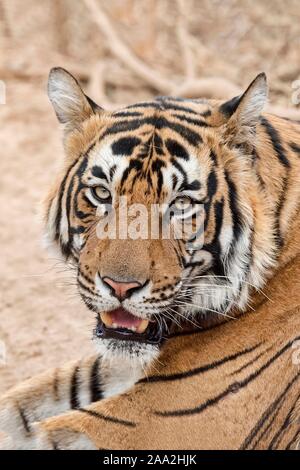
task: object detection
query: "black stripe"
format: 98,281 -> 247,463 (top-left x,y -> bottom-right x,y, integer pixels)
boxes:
260,117 -> 290,168
91,165 -> 108,181
183,260 -> 206,270
224,170 -> 243,243
70,225 -> 86,235
165,138 -> 189,161
203,168 -> 217,233
140,343 -> 261,383
82,194 -> 98,210
179,179 -> 201,192
63,156 -> 89,258
71,157 -> 89,223
18,405 -> 31,434
78,278 -> 99,298
78,266 -> 94,285
156,115 -> 202,145
126,101 -> 159,110
109,164 -> 117,180
54,158 -> 80,242
112,111 -> 143,117
172,173 -> 178,191
102,116 -> 202,146
209,150 -> 218,166
151,159 -> 165,197
229,346 -> 272,376
201,109 -> 212,118
70,366 -> 80,409
78,408 -> 136,427
252,148 -> 266,188
251,396 -> 285,449
80,294 -> 96,312
274,176 -> 289,249
286,429 -> 300,450
120,158 -> 143,189
240,372 -> 299,449
289,142 -> 300,156
153,132 -> 164,155
90,357 -> 103,403
154,99 -> 199,115
212,198 -> 225,249
85,94 -> 102,114
55,148 -> 92,245
51,439 -> 60,450
171,158 -> 188,185
219,94 -> 242,117
268,389 -> 300,449
111,136 -> 141,156
53,369 -> 60,401
63,173 -> 76,259
155,336 -> 300,417
207,168 -> 218,199
173,113 -> 209,127
203,198 -> 225,277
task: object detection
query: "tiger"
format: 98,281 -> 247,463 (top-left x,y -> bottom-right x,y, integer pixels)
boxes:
0,67 -> 299,450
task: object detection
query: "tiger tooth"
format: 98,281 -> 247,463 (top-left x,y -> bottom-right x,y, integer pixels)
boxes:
137,319 -> 149,333
100,312 -> 113,327
100,312 -> 149,333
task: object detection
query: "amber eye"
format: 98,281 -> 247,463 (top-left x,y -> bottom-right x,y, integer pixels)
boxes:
173,195 -> 193,211
91,186 -> 111,202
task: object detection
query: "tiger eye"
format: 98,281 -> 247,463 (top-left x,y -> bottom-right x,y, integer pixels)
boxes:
92,186 -> 111,202
173,196 -> 192,211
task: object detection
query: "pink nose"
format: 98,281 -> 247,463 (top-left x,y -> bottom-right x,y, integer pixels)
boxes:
102,277 -> 142,300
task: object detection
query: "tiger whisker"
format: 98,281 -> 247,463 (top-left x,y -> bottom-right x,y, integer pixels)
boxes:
163,306 -> 202,329
173,300 -> 237,320
161,309 -> 182,329
182,274 -> 271,301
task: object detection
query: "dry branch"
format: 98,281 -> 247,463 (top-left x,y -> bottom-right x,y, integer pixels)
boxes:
82,0 -> 172,94
82,0 -> 246,100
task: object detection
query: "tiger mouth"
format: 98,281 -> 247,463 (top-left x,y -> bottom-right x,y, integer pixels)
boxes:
95,307 -> 167,345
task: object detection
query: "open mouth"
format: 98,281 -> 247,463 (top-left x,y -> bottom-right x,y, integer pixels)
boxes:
95,307 -> 167,345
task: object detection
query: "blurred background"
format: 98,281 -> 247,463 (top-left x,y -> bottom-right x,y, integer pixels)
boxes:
0,0 -> 299,394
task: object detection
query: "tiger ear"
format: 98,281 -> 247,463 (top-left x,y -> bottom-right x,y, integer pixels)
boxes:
220,73 -> 268,145
48,67 -> 103,129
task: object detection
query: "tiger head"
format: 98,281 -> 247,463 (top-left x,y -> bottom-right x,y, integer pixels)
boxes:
46,68 -> 275,366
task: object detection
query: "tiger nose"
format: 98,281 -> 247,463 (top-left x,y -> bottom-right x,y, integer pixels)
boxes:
102,277 -> 143,300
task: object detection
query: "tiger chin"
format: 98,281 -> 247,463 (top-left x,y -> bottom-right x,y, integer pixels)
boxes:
44,67 -> 276,373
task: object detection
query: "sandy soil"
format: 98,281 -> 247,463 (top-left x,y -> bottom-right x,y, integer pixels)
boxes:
0,80 -> 94,395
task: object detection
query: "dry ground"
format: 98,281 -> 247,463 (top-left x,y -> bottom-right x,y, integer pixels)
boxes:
0,81 -> 94,395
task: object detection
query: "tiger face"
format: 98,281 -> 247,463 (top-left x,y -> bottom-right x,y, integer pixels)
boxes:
46,68 -> 275,366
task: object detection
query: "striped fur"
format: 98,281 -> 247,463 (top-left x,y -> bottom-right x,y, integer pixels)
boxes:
0,69 -> 299,449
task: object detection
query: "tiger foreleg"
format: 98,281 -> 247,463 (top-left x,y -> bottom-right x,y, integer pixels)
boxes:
0,355 -> 101,449
3,393 -> 134,450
